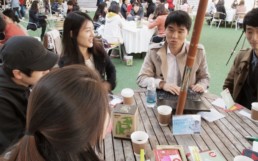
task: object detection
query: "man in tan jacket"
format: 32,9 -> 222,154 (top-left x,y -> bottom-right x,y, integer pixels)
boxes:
223,8 -> 258,109
137,10 -> 210,95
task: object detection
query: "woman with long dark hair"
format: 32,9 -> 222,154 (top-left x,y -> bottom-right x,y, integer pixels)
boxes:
2,65 -> 111,161
27,0 -> 47,40
93,2 -> 107,26
59,11 -> 116,92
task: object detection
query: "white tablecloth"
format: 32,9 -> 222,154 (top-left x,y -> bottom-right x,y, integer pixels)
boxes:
122,21 -> 155,54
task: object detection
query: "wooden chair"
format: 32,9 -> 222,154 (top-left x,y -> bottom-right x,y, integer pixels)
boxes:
210,12 -> 227,28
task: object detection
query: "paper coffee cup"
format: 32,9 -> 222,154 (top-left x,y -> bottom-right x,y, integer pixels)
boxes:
131,131 -> 149,155
234,155 -> 254,161
251,102 -> 258,121
121,88 -> 134,105
157,105 -> 172,126
124,56 -> 133,66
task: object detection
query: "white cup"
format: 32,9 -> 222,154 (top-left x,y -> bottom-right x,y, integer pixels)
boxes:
234,155 -> 254,161
157,105 -> 172,126
130,131 -> 149,155
251,102 -> 258,120
121,88 -> 134,105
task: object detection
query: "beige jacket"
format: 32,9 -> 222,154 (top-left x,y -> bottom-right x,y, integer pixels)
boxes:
137,41 -> 210,90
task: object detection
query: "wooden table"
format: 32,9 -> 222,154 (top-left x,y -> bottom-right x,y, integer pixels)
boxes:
101,90 -> 258,161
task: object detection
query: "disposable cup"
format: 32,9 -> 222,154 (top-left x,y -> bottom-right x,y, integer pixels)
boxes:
130,131 -> 149,155
157,105 -> 172,126
251,102 -> 258,121
233,155 -> 254,161
121,88 -> 134,105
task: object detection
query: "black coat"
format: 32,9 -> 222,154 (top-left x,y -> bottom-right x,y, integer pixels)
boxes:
0,67 -> 30,154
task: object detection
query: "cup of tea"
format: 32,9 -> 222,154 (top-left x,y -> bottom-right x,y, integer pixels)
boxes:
130,131 -> 149,155
157,105 -> 172,126
233,155 -> 254,161
251,102 -> 258,121
121,88 -> 134,105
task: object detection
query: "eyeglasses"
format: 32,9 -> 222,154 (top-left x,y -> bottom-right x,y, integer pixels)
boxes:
0,32 -> 5,40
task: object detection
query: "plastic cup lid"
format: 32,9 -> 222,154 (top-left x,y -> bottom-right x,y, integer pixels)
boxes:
157,105 -> 172,115
121,88 -> 134,97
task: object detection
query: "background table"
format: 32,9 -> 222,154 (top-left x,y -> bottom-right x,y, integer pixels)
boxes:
122,21 -> 155,54
101,90 -> 257,161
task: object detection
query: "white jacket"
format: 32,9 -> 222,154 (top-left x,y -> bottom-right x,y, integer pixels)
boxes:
103,12 -> 124,44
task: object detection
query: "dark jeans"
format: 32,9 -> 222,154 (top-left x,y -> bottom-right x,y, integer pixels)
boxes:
12,7 -> 21,19
19,5 -> 26,17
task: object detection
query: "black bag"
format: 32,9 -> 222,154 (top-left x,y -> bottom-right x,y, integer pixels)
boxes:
27,23 -> 37,31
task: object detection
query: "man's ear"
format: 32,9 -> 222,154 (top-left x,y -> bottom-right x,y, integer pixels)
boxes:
12,69 -> 23,80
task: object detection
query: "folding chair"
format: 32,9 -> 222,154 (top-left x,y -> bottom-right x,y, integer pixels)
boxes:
210,12 -> 226,28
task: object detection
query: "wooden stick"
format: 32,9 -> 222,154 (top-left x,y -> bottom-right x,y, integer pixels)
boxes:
176,0 -> 208,115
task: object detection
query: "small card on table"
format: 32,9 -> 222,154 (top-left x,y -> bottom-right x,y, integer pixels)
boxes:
172,115 -> 201,135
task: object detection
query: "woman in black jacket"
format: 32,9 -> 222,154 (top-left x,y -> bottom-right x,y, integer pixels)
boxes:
27,0 -> 47,40
59,11 -> 117,92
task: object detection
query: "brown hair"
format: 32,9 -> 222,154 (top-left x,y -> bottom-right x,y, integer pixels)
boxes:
5,65 -> 110,161
154,4 -> 167,18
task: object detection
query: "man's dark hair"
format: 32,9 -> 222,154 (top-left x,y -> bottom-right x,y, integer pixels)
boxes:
243,8 -> 258,32
165,10 -> 192,31
3,9 -> 20,23
108,1 -> 120,14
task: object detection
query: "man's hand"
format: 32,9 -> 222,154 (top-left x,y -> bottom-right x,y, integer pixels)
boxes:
162,83 -> 180,95
191,84 -> 205,93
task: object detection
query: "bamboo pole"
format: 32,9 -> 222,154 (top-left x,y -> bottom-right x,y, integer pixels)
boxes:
175,0 -> 208,115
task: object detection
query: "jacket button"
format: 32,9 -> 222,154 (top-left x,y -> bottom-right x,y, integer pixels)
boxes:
160,74 -> 163,77
238,82 -> 242,86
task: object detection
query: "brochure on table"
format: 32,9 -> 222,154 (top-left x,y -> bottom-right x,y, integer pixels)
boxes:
211,88 -> 243,111
172,115 -> 201,135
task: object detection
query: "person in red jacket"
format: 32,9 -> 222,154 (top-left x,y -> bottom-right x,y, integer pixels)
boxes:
167,0 -> 174,12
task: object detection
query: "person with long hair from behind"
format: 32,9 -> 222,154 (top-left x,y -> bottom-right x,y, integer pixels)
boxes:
59,11 -> 116,92
27,0 -> 47,40
148,4 -> 168,43
93,2 -> 108,28
1,65 -> 111,161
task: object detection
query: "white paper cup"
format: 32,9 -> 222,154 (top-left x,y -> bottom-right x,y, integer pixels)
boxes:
251,102 -> 258,120
124,56 -> 133,66
130,131 -> 149,155
157,105 -> 172,126
234,155 -> 254,161
121,88 -> 134,105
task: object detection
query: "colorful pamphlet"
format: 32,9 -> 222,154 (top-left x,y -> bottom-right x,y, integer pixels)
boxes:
154,149 -> 182,161
155,145 -> 187,161
187,149 -> 226,161
172,115 -> 201,135
215,88 -> 244,112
